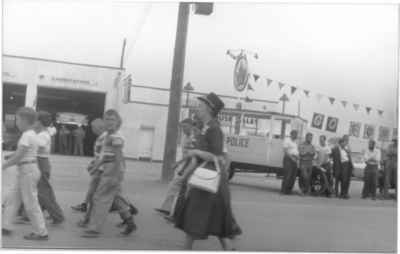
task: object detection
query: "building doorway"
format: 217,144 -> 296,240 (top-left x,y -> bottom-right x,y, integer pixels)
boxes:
2,83 -> 27,150
36,86 -> 106,156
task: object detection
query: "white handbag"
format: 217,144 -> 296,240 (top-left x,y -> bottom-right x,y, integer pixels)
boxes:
188,157 -> 221,194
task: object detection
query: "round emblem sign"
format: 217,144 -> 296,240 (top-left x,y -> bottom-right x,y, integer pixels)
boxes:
313,115 -> 323,127
233,54 -> 249,92
327,118 -> 338,130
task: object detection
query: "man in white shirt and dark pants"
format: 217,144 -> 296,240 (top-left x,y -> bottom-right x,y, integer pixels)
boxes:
281,130 -> 299,195
362,139 -> 381,200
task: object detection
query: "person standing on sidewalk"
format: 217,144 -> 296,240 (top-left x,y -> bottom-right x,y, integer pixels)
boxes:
362,139 -> 381,200
332,137 -> 354,199
81,109 -> 136,238
2,107 -> 48,240
73,125 -> 85,156
174,92 -> 241,250
298,133 -> 316,196
383,138 -> 397,199
58,125 -> 70,155
281,130 -> 299,195
35,111 -> 65,223
315,135 -> 333,197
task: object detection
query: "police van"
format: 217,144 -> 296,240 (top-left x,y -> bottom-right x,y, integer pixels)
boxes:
216,108 -> 308,179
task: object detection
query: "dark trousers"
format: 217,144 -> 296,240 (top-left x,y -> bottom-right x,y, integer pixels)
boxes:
335,161 -> 352,197
298,163 -> 313,194
37,157 -> 65,222
362,164 -> 378,198
281,155 -> 298,194
384,159 -> 397,197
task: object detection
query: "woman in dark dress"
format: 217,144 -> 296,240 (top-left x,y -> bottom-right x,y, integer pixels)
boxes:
174,92 -> 241,250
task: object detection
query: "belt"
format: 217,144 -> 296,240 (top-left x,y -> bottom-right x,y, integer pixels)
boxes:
17,160 -> 37,166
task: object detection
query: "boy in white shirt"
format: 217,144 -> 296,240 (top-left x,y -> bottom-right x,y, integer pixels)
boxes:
2,107 -> 48,240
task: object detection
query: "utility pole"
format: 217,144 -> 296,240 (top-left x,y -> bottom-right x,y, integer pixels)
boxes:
120,38 -> 127,69
161,3 -> 190,182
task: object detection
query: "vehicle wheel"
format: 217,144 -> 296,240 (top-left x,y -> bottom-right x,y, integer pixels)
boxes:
310,168 -> 328,196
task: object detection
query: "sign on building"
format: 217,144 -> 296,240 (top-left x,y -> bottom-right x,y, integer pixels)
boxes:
311,113 -> 324,129
326,116 -> 339,133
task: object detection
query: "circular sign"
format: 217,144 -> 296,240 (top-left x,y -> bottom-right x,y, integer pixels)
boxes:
313,114 -> 323,127
233,54 -> 249,92
327,118 -> 338,130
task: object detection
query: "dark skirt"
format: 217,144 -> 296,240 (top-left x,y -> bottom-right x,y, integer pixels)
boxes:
174,162 -> 242,239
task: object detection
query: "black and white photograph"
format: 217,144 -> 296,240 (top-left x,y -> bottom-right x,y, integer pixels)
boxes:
1,0 -> 398,252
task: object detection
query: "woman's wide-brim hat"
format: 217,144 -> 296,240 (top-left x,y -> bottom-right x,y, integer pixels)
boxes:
197,92 -> 225,115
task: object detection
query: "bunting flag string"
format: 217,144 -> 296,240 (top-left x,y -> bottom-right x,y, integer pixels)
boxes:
255,73 -> 381,118
291,86 -> 297,95
266,78 -> 273,87
253,74 -> 260,82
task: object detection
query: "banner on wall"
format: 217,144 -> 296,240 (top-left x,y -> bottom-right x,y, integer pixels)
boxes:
311,113 -> 325,129
326,116 -> 339,133
349,121 -> 361,138
378,126 -> 390,142
363,124 -> 375,139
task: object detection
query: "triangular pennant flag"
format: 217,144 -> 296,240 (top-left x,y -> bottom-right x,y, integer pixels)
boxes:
266,78 -> 273,87
303,90 -> 310,97
366,107 -> 371,114
329,97 -> 335,105
316,93 -> 323,102
253,74 -> 260,82
378,110 -> 383,116
278,82 -> 285,90
341,101 -> 347,108
291,86 -> 297,95
353,104 -> 360,111
247,84 -> 254,91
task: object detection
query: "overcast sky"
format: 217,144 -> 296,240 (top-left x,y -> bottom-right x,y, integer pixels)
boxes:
3,0 -> 399,126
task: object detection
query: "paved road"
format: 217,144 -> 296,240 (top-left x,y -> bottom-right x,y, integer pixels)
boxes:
2,155 -> 397,252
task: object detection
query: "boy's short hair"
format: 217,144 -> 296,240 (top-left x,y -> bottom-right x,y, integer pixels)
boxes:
104,109 -> 122,129
16,107 -> 37,125
37,111 -> 52,127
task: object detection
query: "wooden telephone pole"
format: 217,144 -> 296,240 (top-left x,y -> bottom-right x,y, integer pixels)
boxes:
161,3 -> 190,182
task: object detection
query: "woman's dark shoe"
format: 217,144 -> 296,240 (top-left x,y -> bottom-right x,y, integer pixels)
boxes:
130,204 -> 138,215
24,232 -> 49,241
120,217 -> 137,236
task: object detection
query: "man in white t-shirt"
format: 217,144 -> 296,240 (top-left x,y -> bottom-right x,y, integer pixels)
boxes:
281,130 -> 299,195
2,107 -> 48,240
